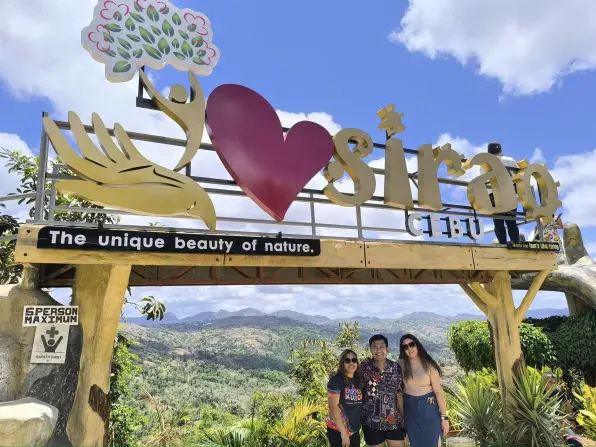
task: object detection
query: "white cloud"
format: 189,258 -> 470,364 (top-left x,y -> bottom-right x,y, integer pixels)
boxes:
530,148 -> 546,163
585,242 -> 596,259
435,133 -> 485,158
276,110 -> 341,136
392,0 -> 596,95
118,283 -> 568,320
123,283 -> 487,319
550,149 -> 596,226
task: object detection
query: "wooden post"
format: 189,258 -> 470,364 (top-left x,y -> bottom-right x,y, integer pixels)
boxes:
66,264 -> 131,447
461,270 -> 549,403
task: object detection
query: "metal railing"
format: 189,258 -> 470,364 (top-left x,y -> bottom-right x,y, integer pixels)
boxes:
0,113 -> 542,245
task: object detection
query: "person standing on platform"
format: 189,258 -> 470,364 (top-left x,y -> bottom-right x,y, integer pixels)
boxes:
487,142 -> 521,244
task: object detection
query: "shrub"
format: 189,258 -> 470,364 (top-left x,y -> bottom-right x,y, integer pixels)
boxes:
575,384 -> 596,440
448,373 -> 501,447
507,367 -> 565,447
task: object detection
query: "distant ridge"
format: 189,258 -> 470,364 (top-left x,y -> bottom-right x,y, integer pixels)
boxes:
121,307 -> 568,327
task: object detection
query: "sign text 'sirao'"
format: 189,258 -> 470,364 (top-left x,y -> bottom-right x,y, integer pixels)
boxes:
42,0 -> 563,237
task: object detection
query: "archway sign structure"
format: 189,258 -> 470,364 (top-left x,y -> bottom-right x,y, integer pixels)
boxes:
9,0 -> 567,445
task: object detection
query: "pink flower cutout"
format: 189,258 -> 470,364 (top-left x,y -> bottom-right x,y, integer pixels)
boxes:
184,12 -> 209,36
100,1 -> 129,20
197,41 -> 218,65
135,0 -> 167,12
88,25 -> 111,54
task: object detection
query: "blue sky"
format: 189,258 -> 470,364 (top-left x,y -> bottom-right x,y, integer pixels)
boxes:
2,0 -> 595,318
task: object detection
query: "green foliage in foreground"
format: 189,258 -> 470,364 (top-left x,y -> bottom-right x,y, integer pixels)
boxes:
575,384 -> 596,439
448,320 -> 556,372
553,308 -> 596,387
448,367 -> 566,447
108,332 -> 146,447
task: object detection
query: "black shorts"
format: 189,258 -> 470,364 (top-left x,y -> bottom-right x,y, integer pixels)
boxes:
362,424 -> 406,444
326,428 -> 360,447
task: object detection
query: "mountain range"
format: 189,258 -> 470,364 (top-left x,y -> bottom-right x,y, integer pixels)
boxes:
122,307 -> 569,327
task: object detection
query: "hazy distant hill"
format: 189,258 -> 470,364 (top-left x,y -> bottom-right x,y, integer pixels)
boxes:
122,307 -> 567,327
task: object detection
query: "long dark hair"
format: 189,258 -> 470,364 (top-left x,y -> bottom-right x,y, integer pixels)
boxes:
336,349 -> 360,384
399,334 -> 441,380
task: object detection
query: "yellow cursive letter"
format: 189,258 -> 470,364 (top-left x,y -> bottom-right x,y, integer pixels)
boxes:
513,160 -> 562,222
417,143 -> 465,210
384,138 -> 414,209
464,153 -> 517,214
323,128 -> 375,206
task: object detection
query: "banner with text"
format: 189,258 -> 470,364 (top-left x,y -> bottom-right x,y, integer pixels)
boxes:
36,227 -> 321,256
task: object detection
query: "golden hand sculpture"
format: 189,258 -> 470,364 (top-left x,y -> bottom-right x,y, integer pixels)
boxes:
43,112 -> 216,230
139,69 -> 205,171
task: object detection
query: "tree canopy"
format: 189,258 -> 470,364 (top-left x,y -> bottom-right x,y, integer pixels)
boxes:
448,320 -> 556,372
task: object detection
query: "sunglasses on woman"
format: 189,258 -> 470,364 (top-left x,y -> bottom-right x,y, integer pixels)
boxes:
402,341 -> 416,350
344,357 -> 358,364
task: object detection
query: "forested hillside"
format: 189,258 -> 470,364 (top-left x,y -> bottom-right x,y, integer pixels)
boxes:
115,308 -> 568,444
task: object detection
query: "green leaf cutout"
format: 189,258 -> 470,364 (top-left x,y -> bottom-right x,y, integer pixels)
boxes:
130,12 -> 145,23
125,18 -> 135,31
127,33 -> 141,42
157,38 -> 170,55
134,1 -> 142,12
139,26 -> 155,43
132,49 -> 143,58
146,5 -> 159,21
187,24 -> 197,32
162,20 -> 174,37
103,32 -> 114,43
181,41 -> 193,58
191,36 -> 204,47
173,51 -> 186,61
143,44 -> 162,60
171,38 -> 180,49
105,23 -> 122,32
197,49 -> 207,57
117,47 -> 131,60
172,13 -> 181,25
179,29 -> 189,40
150,25 -> 161,35
192,57 -> 206,65
113,61 -> 131,73
118,38 -> 132,50
113,11 -> 123,21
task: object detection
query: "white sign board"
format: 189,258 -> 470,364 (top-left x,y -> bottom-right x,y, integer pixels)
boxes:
23,306 -> 78,364
30,324 -> 70,364
23,305 -> 79,326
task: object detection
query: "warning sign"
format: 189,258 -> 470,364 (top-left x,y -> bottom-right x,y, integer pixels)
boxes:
23,306 -> 79,326
30,324 -> 69,364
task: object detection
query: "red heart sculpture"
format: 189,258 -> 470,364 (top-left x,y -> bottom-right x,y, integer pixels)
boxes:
205,84 -> 335,221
